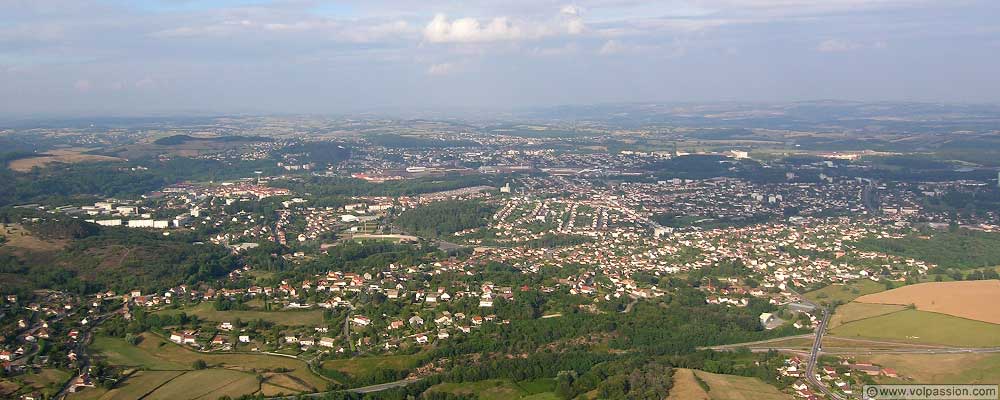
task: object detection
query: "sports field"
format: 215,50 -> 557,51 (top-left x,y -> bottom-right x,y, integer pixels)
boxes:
829,309 -> 1000,347
855,280 -> 1000,324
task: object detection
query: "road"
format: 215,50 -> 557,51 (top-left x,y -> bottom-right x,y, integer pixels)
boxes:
806,308 -> 844,400
789,290 -> 845,400
54,308 -> 122,400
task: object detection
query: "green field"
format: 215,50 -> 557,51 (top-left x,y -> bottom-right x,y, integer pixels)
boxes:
804,280 -> 886,305
157,301 -> 326,326
0,368 -> 72,399
830,309 -> 1000,347
321,353 -> 423,379
90,333 -> 329,398
828,302 -> 907,329
426,378 -> 557,400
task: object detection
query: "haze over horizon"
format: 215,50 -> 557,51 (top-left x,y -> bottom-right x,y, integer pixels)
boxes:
3,0 -> 1000,117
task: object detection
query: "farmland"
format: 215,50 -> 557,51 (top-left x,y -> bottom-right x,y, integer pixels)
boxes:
0,368 -> 72,399
852,353 -> 1000,384
828,302 -> 907,329
425,378 -> 557,400
692,370 -> 792,400
157,301 -> 327,326
321,353 -> 423,380
854,280 -> 1000,324
89,333 -> 329,399
829,309 -> 1000,347
803,279 -> 885,305
7,148 -> 124,172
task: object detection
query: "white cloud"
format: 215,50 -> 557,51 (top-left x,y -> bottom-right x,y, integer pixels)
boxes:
424,14 -> 528,43
817,39 -> 859,52
422,8 -> 585,44
427,62 -> 457,75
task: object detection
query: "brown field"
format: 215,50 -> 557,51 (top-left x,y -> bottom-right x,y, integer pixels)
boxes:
0,224 -> 66,252
8,148 -> 123,172
144,369 -> 260,400
667,369 -> 709,400
852,353 -> 1000,384
855,280 -> 1000,324
692,370 -> 791,400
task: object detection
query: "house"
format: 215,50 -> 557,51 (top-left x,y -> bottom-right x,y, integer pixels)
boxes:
239,335 -> 251,343
389,320 -> 405,330
352,316 -> 371,326
437,330 -> 450,340
68,374 -> 95,393
170,331 -> 197,345
299,338 -> 315,347
0,351 -> 13,361
882,368 -> 898,378
759,312 -> 775,328
219,322 -> 233,331
319,337 -> 336,348
415,335 -> 429,344
211,335 -> 226,346
408,315 -> 424,326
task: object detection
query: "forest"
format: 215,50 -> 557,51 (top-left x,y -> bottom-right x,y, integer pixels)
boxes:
396,200 -> 496,238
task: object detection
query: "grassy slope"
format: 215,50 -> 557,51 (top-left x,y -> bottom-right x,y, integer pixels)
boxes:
692,370 -> 792,400
321,353 -> 423,379
804,280 -> 886,305
91,333 -> 328,396
157,301 -> 326,326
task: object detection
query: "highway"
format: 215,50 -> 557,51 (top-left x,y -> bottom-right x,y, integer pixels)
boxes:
806,307 -> 845,400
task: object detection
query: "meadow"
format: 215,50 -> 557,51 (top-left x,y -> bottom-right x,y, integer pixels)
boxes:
89,333 -> 329,399
425,378 -> 557,400
321,353 -> 423,379
829,309 -> 1000,347
157,301 -> 327,326
803,279 -> 885,305
828,302 -> 907,329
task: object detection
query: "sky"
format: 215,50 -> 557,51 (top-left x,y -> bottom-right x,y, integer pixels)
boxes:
1,0 -> 999,117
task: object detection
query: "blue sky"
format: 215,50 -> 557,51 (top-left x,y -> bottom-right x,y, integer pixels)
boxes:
2,0 -> 999,116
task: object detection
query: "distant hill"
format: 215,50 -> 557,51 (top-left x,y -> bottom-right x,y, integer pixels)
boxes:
153,134 -> 268,145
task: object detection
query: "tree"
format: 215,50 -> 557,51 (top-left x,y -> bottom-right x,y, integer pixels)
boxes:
192,359 -> 207,370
